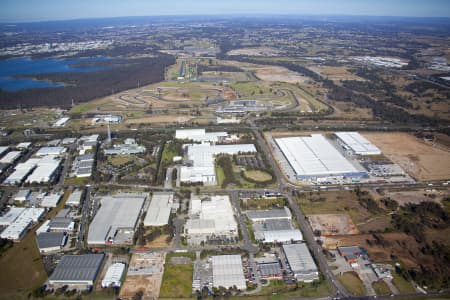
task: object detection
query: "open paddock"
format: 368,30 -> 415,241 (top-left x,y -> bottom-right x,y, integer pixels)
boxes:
363,132 -> 450,181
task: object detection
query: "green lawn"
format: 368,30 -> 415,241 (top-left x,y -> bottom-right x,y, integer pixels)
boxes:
337,272 -> 366,297
159,263 -> 193,298
250,279 -> 332,299
392,272 -> 416,293
215,165 -> 225,187
372,280 -> 391,295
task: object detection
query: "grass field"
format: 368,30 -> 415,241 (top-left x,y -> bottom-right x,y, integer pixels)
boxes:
251,279 -> 332,299
215,165 -> 225,187
392,272 -> 416,294
337,272 -> 366,297
108,156 -> 134,167
244,170 -> 273,182
372,280 -> 391,295
159,256 -> 193,298
297,190 -> 373,225
241,197 -> 286,210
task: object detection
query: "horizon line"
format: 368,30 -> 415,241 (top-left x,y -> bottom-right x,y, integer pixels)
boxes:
2,13 -> 450,24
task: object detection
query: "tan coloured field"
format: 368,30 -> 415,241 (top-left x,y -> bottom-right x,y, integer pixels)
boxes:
308,214 -> 360,236
381,189 -> 449,207
311,66 -> 365,81
364,132 -> 450,181
145,234 -> 171,248
120,252 -> 165,300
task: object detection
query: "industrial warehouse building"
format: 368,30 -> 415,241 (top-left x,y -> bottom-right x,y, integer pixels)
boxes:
275,135 -> 367,181
282,243 -> 319,282
184,194 -> 237,244
0,150 -> 21,164
49,254 -> 105,286
35,146 -> 66,157
180,143 -> 256,185
143,192 -> 174,226
175,128 -> 227,143
212,255 -> 246,290
4,158 -> 40,185
101,263 -> 126,288
246,207 -> 303,243
36,232 -> 67,253
66,189 -> 83,206
334,132 -> 381,156
87,193 -> 146,245
25,155 -> 61,184
0,208 -> 45,241
104,138 -> 146,155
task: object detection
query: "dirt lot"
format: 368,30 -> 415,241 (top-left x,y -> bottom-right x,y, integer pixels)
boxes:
324,233 -> 435,269
120,253 -> 165,300
308,214 -> 360,236
364,132 -> 450,181
145,234 -> 171,248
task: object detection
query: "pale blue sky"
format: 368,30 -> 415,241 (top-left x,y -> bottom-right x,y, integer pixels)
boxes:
1,0 -> 449,22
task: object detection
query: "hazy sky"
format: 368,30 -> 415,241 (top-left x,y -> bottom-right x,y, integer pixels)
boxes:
1,0 -> 450,22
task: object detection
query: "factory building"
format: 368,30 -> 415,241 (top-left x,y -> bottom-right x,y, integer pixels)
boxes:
25,155 -> 61,184
246,207 -> 302,244
282,243 -> 319,282
144,192 -> 174,226
0,146 -> 8,157
48,254 -> 105,287
66,189 -> 83,206
0,150 -> 21,164
0,208 -> 45,241
175,129 -> 228,143
40,193 -> 63,208
101,263 -> 126,288
35,146 -> 66,157
275,135 -> 367,181
104,138 -> 146,155
180,143 -> 256,185
36,232 -> 67,253
334,132 -> 381,156
14,189 -> 31,202
87,193 -> 146,245
4,158 -> 40,185
212,255 -> 246,290
74,153 -> 94,178
0,207 -> 26,226
184,194 -> 238,244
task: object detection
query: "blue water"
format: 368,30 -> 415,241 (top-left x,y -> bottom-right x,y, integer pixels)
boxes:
0,57 -> 109,91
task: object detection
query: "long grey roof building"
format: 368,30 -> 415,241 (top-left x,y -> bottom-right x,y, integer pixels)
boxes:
49,254 -> 105,286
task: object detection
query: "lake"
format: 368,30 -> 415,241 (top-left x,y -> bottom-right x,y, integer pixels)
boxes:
0,57 -> 109,91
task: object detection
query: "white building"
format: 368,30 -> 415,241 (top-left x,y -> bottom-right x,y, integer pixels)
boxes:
180,143 -> 256,185
53,117 -> 70,128
16,142 -> 32,150
101,263 -> 125,288
0,146 -> 8,157
175,129 -> 227,143
184,194 -> 238,244
0,207 -> 26,226
35,146 -> 66,157
0,151 -> 21,164
212,255 -> 246,290
40,193 -> 63,208
334,132 -> 381,156
282,243 -> 319,282
66,190 -> 83,206
144,192 -> 174,226
275,135 -> 367,181
25,156 -> 61,184
0,208 -> 45,241
87,193 -> 146,245
4,158 -> 40,185
14,189 -> 31,202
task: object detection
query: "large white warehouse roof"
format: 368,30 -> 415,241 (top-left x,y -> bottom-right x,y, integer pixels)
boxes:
88,193 -> 146,245
144,192 -> 173,226
334,132 -> 381,155
176,129 -> 227,143
275,135 -> 365,180
212,255 -> 246,290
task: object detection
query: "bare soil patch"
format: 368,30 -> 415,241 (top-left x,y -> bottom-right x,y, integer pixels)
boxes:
363,132 -> 450,181
308,214 -> 360,236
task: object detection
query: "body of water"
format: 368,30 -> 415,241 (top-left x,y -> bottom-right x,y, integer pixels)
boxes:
0,57 -> 109,91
